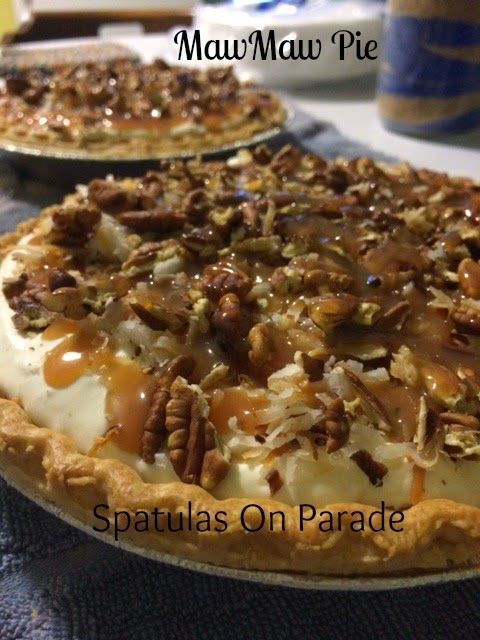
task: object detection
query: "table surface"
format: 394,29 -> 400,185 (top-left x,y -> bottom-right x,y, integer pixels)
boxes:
10,33 -> 480,180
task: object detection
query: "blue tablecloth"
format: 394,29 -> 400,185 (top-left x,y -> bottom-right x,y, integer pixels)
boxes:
0,113 -> 478,639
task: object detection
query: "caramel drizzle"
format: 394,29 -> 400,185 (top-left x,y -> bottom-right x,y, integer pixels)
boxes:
43,318 -> 155,454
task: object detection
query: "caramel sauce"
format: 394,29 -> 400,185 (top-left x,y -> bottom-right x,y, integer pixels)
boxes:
210,388 -> 269,435
43,318 -> 154,454
373,382 -> 421,441
110,115 -> 184,133
108,105 -> 241,134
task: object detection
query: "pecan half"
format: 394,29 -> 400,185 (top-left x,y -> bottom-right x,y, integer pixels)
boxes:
166,379 -> 230,489
457,258 -> 480,299
303,269 -> 354,293
350,449 -> 388,486
202,262 -> 252,302
88,179 -> 138,214
308,293 -> 359,332
141,355 -> 195,463
47,204 -> 100,247
130,297 -> 189,334
118,208 -> 186,233
211,293 -> 251,343
248,322 -> 274,367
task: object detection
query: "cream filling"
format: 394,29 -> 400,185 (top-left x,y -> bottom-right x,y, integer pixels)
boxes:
0,240 -> 479,508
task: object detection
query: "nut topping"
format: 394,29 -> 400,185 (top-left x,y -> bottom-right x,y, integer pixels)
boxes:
248,322 -> 274,367
202,262 -> 252,302
308,294 -> 359,332
312,398 -> 349,453
118,208 -> 186,233
211,293 -> 251,343
88,179 -> 138,214
166,378 -> 230,489
458,258 -> 480,299
141,355 -> 195,464
47,203 -> 100,247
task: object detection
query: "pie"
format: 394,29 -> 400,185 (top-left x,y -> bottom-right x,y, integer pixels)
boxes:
0,58 -> 285,158
0,145 -> 479,575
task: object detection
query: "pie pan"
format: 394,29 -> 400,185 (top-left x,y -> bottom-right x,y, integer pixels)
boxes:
0,113 -> 289,187
1,462 -> 479,591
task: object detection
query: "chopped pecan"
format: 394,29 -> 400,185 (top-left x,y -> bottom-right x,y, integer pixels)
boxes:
451,305 -> 480,336
439,412 -> 480,431
374,301 -> 410,331
308,293 -> 359,332
47,204 -> 100,247
88,179 -> 139,214
265,469 -> 283,496
136,172 -> 164,209
121,239 -> 189,278
130,297 -> 189,334
350,449 -> 388,486
252,145 -> 272,165
271,266 -> 304,294
166,379 -> 230,489
202,262 -> 252,302
270,145 -> 302,177
48,268 -> 77,292
181,188 -> 210,222
312,397 -> 349,453
12,296 -> 56,332
232,235 -> 282,257
458,258 -> 480,299
199,364 -> 230,391
374,270 -> 416,293
300,353 -> 325,382
141,355 -> 195,463
2,273 -> 28,301
211,293 -> 251,343
303,269 -> 354,293
181,225 -> 221,260
36,287 -> 85,318
247,322 -> 274,367
118,208 -> 186,233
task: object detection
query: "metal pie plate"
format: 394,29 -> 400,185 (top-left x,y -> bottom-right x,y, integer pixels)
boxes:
0,109 -> 292,188
1,461 -> 479,591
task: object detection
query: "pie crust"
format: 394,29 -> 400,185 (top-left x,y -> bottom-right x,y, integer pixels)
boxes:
1,147 -> 480,575
0,59 -> 285,159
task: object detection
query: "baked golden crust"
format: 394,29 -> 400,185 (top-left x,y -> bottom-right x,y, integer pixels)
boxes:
1,398 -> 479,575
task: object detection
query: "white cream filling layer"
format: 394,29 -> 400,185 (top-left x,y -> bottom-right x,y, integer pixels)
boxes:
0,241 -> 478,508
